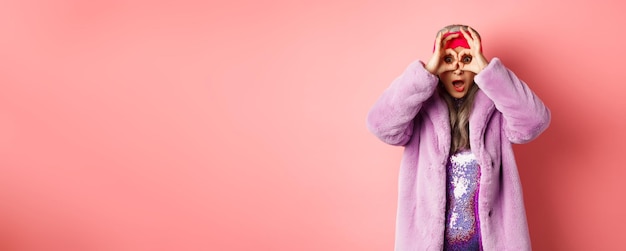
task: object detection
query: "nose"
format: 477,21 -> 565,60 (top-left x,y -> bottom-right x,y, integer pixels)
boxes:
453,66 -> 463,75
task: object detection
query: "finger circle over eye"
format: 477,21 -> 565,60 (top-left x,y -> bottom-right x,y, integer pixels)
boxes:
443,49 -> 458,59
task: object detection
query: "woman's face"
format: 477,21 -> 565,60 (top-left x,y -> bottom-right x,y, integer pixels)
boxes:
438,47 -> 476,99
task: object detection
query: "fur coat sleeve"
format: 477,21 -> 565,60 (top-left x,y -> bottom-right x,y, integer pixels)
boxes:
474,58 -> 551,144
366,60 -> 439,146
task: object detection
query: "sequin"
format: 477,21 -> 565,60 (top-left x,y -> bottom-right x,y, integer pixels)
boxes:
444,149 -> 482,251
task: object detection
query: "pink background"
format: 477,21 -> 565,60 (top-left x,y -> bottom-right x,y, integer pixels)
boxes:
0,0 -> 624,250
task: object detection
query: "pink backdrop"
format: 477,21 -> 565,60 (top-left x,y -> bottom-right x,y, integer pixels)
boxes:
0,0 -> 624,250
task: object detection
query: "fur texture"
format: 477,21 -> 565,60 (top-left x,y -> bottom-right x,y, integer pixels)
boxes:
367,58 -> 550,250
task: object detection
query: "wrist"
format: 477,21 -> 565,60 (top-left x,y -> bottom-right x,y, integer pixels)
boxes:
424,64 -> 436,75
477,56 -> 489,72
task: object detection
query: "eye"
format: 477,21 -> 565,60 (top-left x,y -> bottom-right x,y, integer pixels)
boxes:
462,55 -> 472,63
443,56 -> 453,64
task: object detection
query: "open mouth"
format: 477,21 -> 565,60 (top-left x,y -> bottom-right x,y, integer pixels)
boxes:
452,80 -> 465,92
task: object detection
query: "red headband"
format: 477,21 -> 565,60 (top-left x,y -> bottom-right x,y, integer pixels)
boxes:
443,31 -> 470,50
434,31 -> 482,52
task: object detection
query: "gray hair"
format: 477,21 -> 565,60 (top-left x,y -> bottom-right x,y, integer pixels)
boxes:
437,24 -> 481,40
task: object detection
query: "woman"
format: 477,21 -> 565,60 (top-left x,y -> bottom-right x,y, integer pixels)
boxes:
366,24 -> 550,250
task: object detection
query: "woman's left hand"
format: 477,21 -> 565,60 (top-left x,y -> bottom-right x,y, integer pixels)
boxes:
458,27 -> 489,74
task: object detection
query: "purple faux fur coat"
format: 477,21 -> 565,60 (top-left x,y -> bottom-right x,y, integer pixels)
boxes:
367,58 -> 550,250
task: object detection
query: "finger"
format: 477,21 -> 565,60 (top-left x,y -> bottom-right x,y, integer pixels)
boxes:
467,27 -> 482,51
458,49 -> 471,56
438,28 -> 449,38
439,48 -> 459,74
459,27 -> 473,43
444,48 -> 459,57
442,33 -> 459,43
440,33 -> 459,50
435,30 -> 457,54
443,48 -> 459,63
432,29 -> 447,53
458,51 -> 480,74
436,64 -> 457,75
458,50 -> 473,65
467,27 -> 480,42
437,29 -> 450,42
428,30 -> 449,73
459,27 -> 480,51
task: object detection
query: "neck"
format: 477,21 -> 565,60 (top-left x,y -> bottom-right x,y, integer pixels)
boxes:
453,97 -> 466,109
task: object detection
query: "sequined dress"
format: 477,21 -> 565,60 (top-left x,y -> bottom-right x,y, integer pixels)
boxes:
443,148 -> 482,250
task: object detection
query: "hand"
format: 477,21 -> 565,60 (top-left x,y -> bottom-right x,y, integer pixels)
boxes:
458,27 -> 489,74
425,29 -> 460,75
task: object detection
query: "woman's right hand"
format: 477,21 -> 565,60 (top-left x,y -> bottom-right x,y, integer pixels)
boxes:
425,29 -> 458,75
